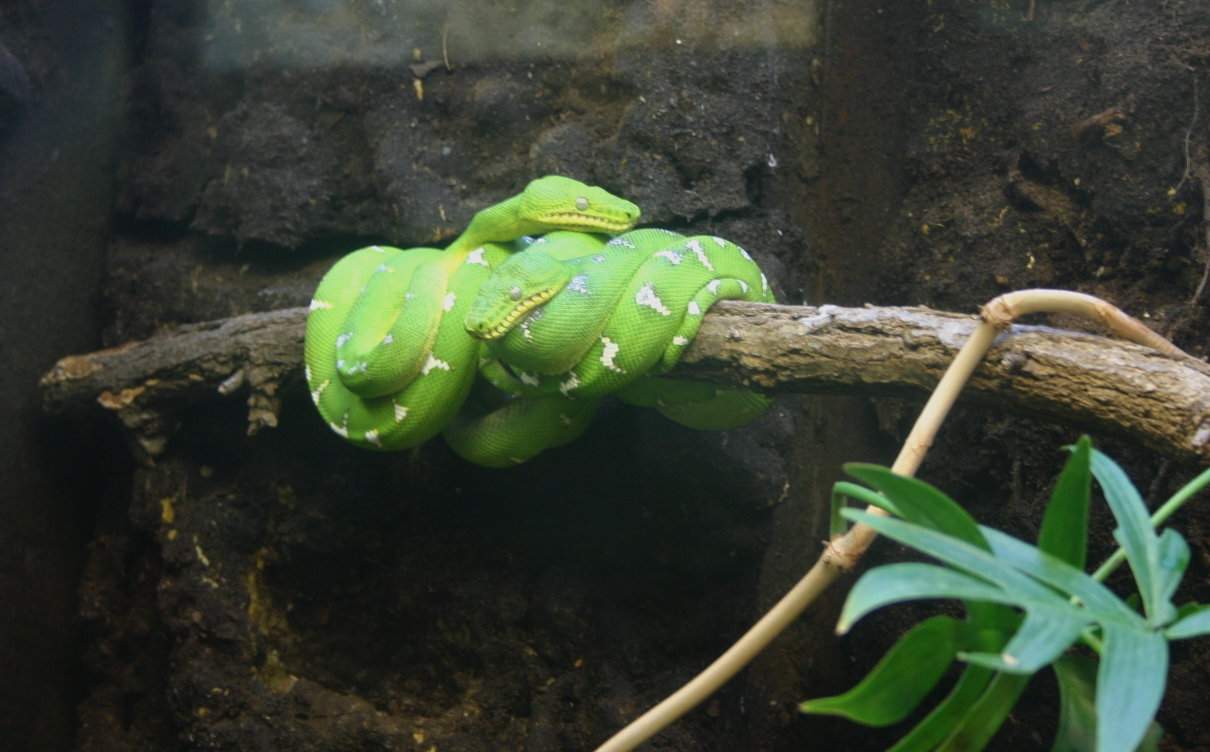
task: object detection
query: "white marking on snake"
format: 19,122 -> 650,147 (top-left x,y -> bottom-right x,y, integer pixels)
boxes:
559,372 -> 581,396
336,359 -> 346,369
443,291 -> 457,311
376,263 -> 392,273
635,283 -> 671,316
568,275 -> 591,294
382,333 -> 394,345
310,379 -> 329,406
309,298 -> 332,311
466,247 -> 489,266
600,336 -> 625,373
712,236 -> 727,247
687,301 -> 702,316
393,403 -> 409,422
348,361 -> 368,375
520,308 -> 544,340
335,332 -> 352,348
519,371 -> 540,387
422,354 -> 451,375
329,417 -> 349,438
608,237 -> 635,248
739,247 -> 753,261
707,280 -> 721,294
655,249 -> 682,265
363,429 -> 381,447
370,245 -> 386,253
304,364 -> 312,382
761,272 -> 768,291
672,336 -> 689,346
739,280 -> 749,294
405,292 -> 415,300
592,254 -> 607,263
687,239 -> 714,271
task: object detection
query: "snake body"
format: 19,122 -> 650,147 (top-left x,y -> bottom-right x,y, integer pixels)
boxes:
303,177 -> 640,451
305,176 -> 776,466
444,228 -> 775,466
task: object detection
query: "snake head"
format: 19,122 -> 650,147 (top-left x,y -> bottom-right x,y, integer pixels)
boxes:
517,176 -> 641,235
465,252 -> 570,341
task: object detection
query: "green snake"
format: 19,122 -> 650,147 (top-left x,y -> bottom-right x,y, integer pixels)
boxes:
303,176 -> 640,452
305,176 -> 775,466
443,228 -> 775,466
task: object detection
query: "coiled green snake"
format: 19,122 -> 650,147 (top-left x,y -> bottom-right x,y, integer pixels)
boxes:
304,176 -> 775,467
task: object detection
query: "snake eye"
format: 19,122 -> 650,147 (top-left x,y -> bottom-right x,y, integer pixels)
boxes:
575,196 -> 589,211
509,286 -> 522,301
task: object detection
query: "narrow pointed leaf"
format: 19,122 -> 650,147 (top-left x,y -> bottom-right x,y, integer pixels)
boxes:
842,510 -> 1074,605
1090,450 -> 1172,624
838,562 -> 1013,633
1096,625 -> 1168,752
1153,528 -> 1190,617
1165,604 -> 1210,640
844,464 -> 987,548
1052,655 -> 1163,752
830,481 -> 896,538
1038,436 -> 1092,567
981,528 -> 1143,625
840,466 -> 1016,629
936,673 -> 1031,751
1052,655 -> 1100,752
888,665 -> 997,752
801,616 -> 967,725
960,606 -> 1089,674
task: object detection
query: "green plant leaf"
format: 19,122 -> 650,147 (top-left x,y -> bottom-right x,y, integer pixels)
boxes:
838,466 -> 1020,630
1090,450 -> 1177,626
1165,604 -> 1210,639
829,481 -> 895,538
1153,528 -> 1190,613
841,511 -> 1092,672
981,528 -> 1143,625
888,665 -> 997,752
840,511 -> 1063,604
837,563 -> 1013,634
1053,655 -> 1099,752
800,616 -> 969,726
1052,654 -> 1163,752
1050,649 -> 1161,750
1096,624 -> 1168,752
936,672 -> 1031,751
1038,436 -> 1092,567
959,607 -> 1088,674
843,464 -> 987,548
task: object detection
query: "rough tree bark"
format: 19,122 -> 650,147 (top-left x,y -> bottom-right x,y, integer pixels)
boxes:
39,301 -> 1210,463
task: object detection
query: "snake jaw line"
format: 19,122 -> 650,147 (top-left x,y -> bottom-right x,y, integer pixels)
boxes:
534,211 -> 635,234
472,288 -> 558,341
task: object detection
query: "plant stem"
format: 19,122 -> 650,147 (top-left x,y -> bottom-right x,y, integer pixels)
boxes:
1090,466 -> 1210,582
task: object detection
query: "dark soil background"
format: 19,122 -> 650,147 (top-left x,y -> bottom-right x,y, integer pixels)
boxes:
2,1 -> 1208,750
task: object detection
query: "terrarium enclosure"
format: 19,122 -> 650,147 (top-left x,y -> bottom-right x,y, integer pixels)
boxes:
1,1 -> 1208,750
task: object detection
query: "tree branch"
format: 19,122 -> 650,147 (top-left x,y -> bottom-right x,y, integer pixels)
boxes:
38,302 -> 1210,462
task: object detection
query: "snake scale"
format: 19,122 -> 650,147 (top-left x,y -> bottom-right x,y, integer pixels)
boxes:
304,176 -> 775,467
